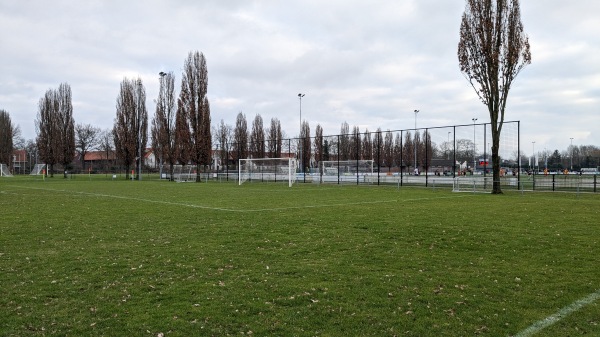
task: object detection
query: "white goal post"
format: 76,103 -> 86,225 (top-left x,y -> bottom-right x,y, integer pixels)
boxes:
172,165 -> 195,183
320,160 -> 374,183
0,163 -> 13,177
239,157 -> 298,187
452,176 -> 494,193
30,164 -> 47,175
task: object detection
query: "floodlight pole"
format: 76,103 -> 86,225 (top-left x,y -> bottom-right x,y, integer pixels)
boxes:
532,141 -> 536,172
414,110 -> 419,171
138,79 -> 143,181
472,118 -> 477,172
570,137 -> 574,171
298,93 -> 305,174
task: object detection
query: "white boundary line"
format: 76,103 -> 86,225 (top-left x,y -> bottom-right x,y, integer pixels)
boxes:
514,289 -> 600,337
8,185 -> 473,213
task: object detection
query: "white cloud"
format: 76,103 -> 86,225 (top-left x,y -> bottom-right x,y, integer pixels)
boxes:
0,0 -> 598,154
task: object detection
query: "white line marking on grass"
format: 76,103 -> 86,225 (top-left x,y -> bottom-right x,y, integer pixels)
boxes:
513,289 -> 600,337
10,185 -> 474,213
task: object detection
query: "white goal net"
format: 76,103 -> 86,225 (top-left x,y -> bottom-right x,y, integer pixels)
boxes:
320,160 -> 374,183
30,164 -> 47,175
239,157 -> 298,187
0,163 -> 12,177
452,176 -> 494,193
173,165 -> 195,183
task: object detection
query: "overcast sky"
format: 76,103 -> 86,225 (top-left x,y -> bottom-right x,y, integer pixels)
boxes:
1,0 -> 598,155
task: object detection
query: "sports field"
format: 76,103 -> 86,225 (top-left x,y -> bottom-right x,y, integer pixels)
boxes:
1,175 -> 599,336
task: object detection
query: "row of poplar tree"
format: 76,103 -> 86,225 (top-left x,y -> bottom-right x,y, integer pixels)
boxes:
29,50 -> 211,180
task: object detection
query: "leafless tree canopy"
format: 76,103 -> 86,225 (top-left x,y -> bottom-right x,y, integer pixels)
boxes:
267,118 -> 283,158
36,84 -> 74,177
113,77 -> 147,180
250,114 -> 265,159
361,129 -> 372,161
152,71 -> 177,179
314,124 -> 323,168
233,112 -> 248,162
383,130 -> 394,170
458,0 -> 531,193
57,83 -> 75,178
215,119 -> 232,169
180,51 -> 212,180
0,110 -> 14,166
75,123 -> 101,171
339,122 -> 350,161
300,121 -> 311,171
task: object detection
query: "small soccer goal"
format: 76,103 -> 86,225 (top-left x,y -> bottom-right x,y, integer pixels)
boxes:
0,163 -> 13,177
30,164 -> 47,176
320,160 -> 374,184
452,176 -> 494,193
239,157 -> 298,187
172,165 -> 195,183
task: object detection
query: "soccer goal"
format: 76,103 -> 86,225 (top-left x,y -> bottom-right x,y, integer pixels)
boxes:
172,165 -> 195,183
320,160 -> 374,184
30,164 -> 47,176
239,157 -> 298,187
0,163 -> 13,177
452,176 -> 494,193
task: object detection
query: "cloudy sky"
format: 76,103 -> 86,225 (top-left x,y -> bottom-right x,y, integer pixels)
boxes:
1,0 -> 598,155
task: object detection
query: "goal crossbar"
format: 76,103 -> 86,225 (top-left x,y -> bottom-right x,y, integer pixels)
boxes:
239,157 -> 297,187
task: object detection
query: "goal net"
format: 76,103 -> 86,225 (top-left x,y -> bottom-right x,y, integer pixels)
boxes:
173,165 -> 195,183
320,160 -> 374,183
0,163 -> 12,177
452,176 -> 494,193
30,164 -> 47,175
239,157 -> 298,187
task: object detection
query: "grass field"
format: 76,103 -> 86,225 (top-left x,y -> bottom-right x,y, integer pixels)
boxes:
1,175 -> 599,336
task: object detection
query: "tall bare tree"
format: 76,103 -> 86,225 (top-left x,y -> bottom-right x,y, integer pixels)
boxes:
362,129 -> 372,160
300,121 -> 311,171
215,119 -> 232,170
349,126 -> 360,160
233,112 -> 248,164
458,0 -> 531,193
373,128 -> 383,168
75,123 -> 101,171
36,89 -> 60,177
250,114 -> 265,158
56,83 -> 75,178
174,96 -> 192,168
383,130 -> 394,171
0,109 -> 13,166
180,51 -> 211,181
152,71 -> 177,180
339,121 -> 350,161
270,118 -> 283,158
403,131 -> 414,170
99,129 -> 115,172
314,124 -> 323,172
394,133 -> 403,170
418,130 -> 433,171
113,77 -> 147,180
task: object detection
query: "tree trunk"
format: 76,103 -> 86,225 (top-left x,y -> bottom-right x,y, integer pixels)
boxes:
491,131 -> 502,194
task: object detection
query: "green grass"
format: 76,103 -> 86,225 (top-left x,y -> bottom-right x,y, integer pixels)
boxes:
1,175 -> 599,336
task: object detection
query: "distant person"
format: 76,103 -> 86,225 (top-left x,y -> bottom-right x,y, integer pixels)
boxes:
414,168 -> 419,176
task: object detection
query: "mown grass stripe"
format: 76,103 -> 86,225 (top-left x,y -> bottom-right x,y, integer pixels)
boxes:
514,289 -> 600,337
